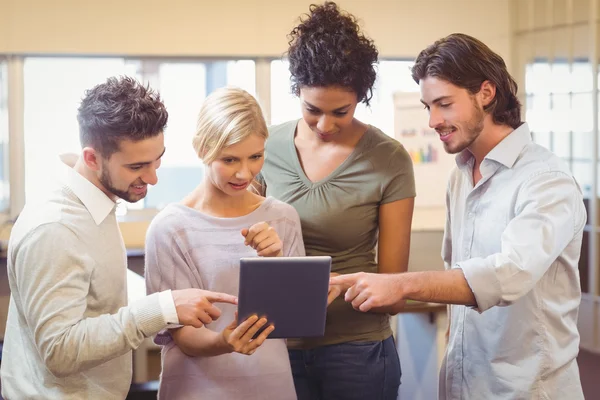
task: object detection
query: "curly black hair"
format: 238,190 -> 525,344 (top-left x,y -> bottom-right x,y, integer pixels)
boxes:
77,76 -> 168,158
286,1 -> 379,106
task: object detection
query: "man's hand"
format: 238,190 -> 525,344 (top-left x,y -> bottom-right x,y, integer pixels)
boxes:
241,222 -> 283,257
172,289 -> 238,328
329,272 -> 404,312
327,272 -> 342,306
219,312 -> 274,355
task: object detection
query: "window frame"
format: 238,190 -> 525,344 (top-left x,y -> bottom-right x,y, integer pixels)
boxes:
4,55 -> 417,221
7,55 -> 267,221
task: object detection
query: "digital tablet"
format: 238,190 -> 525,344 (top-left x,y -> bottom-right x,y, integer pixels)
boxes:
237,256 -> 332,339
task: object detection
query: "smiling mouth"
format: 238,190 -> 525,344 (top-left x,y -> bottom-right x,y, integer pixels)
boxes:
436,127 -> 456,137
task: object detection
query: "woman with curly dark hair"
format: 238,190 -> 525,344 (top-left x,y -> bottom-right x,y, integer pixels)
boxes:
255,2 -> 415,399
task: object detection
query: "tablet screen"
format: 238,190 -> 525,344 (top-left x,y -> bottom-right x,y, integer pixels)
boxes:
237,256 -> 331,339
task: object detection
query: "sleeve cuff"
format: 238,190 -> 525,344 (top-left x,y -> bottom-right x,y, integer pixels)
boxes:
158,290 -> 180,326
455,258 -> 501,313
130,292 -> 168,336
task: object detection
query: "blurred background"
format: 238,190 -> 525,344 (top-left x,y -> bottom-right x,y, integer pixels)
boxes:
1,0 -> 599,399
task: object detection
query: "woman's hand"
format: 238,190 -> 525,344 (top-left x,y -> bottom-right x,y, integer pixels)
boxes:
241,222 -> 283,257
219,312 -> 275,355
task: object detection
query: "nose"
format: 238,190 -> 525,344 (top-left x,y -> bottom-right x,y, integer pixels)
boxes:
316,115 -> 335,133
141,167 -> 158,186
235,162 -> 252,181
428,108 -> 444,129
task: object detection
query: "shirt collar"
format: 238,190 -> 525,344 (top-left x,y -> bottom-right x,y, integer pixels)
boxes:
456,122 -> 532,169
63,164 -> 117,225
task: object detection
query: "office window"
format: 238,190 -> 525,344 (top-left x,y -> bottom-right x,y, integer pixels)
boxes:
270,59 -> 417,135
525,61 -> 595,294
270,60 -> 300,126
0,60 -> 8,212
526,61 -> 595,197
143,60 -> 255,210
24,57 -> 138,207
23,57 -> 256,212
358,60 -> 418,135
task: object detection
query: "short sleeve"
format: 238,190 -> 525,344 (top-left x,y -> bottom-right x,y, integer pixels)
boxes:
381,144 -> 416,204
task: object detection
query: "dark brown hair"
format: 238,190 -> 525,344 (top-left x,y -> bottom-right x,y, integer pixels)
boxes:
412,33 -> 522,129
77,76 -> 168,158
286,1 -> 378,105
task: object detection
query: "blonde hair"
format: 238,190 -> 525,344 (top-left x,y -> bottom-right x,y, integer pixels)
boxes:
192,87 -> 268,164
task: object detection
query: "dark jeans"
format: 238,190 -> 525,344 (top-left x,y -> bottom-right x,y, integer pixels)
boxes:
288,336 -> 401,400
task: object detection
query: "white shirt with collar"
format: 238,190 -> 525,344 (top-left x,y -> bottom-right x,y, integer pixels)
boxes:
440,123 -> 585,400
1,163 -> 177,399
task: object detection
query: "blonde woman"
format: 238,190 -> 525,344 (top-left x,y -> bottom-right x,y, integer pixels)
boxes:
145,87 -> 302,399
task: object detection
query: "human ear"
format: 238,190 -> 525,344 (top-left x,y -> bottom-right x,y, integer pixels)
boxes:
82,147 -> 102,171
479,80 -> 496,107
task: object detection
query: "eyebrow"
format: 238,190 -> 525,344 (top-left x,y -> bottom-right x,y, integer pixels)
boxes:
125,147 -> 166,167
220,149 -> 265,158
421,96 -> 453,106
304,101 -> 352,112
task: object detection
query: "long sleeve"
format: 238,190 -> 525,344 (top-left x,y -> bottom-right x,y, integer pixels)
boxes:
281,206 -> 306,258
441,180 -> 453,270
145,219 -> 200,295
457,171 -> 586,313
145,217 -> 200,344
12,223 -> 166,378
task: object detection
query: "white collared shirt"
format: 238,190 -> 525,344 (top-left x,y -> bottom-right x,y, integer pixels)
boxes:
440,123 -> 585,399
62,165 -> 178,323
1,161 -> 177,399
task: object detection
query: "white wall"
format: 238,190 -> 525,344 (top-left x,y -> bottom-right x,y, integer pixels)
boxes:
0,0 -> 512,61
0,0 -> 514,234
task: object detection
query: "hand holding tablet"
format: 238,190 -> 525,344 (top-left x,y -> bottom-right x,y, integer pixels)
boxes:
220,311 -> 274,355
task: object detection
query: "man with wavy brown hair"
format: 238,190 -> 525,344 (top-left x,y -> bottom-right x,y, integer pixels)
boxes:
332,34 -> 585,399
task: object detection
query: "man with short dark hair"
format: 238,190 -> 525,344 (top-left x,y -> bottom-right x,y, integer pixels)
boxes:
1,76 -> 237,399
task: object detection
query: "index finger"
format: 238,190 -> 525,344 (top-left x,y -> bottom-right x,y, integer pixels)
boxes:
243,227 -> 258,245
244,222 -> 266,244
329,274 -> 359,291
327,285 -> 342,306
204,292 -> 238,305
